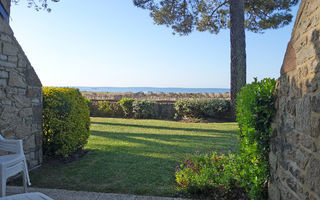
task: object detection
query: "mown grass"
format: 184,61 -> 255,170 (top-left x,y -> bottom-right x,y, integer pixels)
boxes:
29,118 -> 239,197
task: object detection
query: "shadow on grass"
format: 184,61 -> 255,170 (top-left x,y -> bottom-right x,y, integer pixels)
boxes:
27,149 -> 181,197
90,129 -> 239,155
91,121 -> 236,135
25,120 -> 239,197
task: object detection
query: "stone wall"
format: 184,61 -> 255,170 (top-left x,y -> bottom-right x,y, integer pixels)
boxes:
269,0 -> 320,199
0,0 -> 43,168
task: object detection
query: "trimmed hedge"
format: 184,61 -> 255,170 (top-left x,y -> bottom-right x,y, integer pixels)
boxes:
174,99 -> 230,120
236,78 -> 276,199
175,78 -> 276,199
132,100 -> 159,119
43,87 -> 91,158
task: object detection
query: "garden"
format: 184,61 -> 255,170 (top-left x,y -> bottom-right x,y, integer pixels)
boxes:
25,78 -> 276,199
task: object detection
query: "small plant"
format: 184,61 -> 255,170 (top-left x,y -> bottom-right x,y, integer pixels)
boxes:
176,151 -> 246,199
118,98 -> 134,117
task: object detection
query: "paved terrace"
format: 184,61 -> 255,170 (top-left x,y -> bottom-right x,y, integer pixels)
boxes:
7,186 -> 186,200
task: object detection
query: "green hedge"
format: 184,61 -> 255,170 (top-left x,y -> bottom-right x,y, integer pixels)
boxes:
118,98 -> 134,118
175,78 -> 276,199
43,87 -> 91,158
132,100 -> 159,119
174,99 -> 230,120
236,78 -> 276,199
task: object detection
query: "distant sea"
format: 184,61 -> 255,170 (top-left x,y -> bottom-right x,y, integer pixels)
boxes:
75,87 -> 230,94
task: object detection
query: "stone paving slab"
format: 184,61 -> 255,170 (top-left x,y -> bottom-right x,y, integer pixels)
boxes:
7,186 -> 186,200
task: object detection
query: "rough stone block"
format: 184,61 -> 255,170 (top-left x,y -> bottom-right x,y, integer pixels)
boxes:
3,42 -> 18,56
27,87 -> 42,98
311,93 -> 320,113
8,71 -> 25,88
296,96 -> 311,132
19,107 -> 33,118
8,55 -> 17,63
0,78 -> 7,87
306,156 -> 320,196
0,54 -> 7,61
32,104 -> 42,123
286,175 -> 297,192
25,66 -> 42,87
301,134 -> 316,150
295,149 -> 310,170
268,181 -> 280,200
0,34 -> 12,43
0,70 -> 8,78
0,60 -> 16,68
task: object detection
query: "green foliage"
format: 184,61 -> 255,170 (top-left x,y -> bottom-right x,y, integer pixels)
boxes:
108,103 -> 125,118
133,0 -> 298,35
98,101 -> 111,114
174,99 -> 230,119
42,87 -> 91,158
175,78 -> 276,199
118,98 -> 134,117
132,100 -> 159,119
13,0 -> 59,12
236,78 -> 277,199
176,152 -> 246,199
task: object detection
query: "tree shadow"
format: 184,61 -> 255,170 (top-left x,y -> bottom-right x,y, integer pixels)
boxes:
91,121 -> 236,135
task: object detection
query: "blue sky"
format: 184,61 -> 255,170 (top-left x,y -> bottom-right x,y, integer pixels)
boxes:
10,0 -> 299,88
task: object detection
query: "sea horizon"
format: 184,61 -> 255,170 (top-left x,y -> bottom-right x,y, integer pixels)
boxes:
63,86 -> 230,94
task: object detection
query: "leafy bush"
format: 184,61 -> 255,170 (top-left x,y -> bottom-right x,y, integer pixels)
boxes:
118,98 -> 134,117
175,78 -> 276,199
132,100 -> 159,119
98,101 -> 111,114
174,99 -> 230,119
176,151 -> 246,199
108,103 -> 125,118
236,78 -> 276,199
42,87 -> 91,158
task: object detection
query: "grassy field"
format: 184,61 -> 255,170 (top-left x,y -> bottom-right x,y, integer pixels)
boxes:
29,118 -> 239,197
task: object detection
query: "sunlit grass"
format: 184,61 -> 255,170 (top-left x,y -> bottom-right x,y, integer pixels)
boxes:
28,117 -> 239,197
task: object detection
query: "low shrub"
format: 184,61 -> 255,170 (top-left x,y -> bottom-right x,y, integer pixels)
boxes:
118,98 -> 134,117
236,78 -> 276,199
174,99 -> 230,120
132,100 -> 159,119
42,87 -> 91,158
98,100 -> 111,115
176,151 -> 246,199
108,103 -> 125,118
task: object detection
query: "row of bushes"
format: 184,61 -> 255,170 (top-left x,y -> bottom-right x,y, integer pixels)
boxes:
175,78 -> 276,199
88,99 -> 176,119
87,98 -> 231,120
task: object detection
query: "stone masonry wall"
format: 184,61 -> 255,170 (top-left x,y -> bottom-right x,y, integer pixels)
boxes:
0,0 -> 43,168
269,0 -> 320,199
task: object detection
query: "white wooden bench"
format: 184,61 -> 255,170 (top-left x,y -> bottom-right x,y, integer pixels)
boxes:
0,192 -> 54,200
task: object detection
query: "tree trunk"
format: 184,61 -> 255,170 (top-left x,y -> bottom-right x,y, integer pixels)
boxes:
230,0 -> 246,120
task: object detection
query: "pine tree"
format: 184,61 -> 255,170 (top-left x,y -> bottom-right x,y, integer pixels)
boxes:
133,0 -> 298,117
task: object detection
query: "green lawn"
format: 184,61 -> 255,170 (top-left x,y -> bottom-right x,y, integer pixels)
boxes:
29,118 -> 239,197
